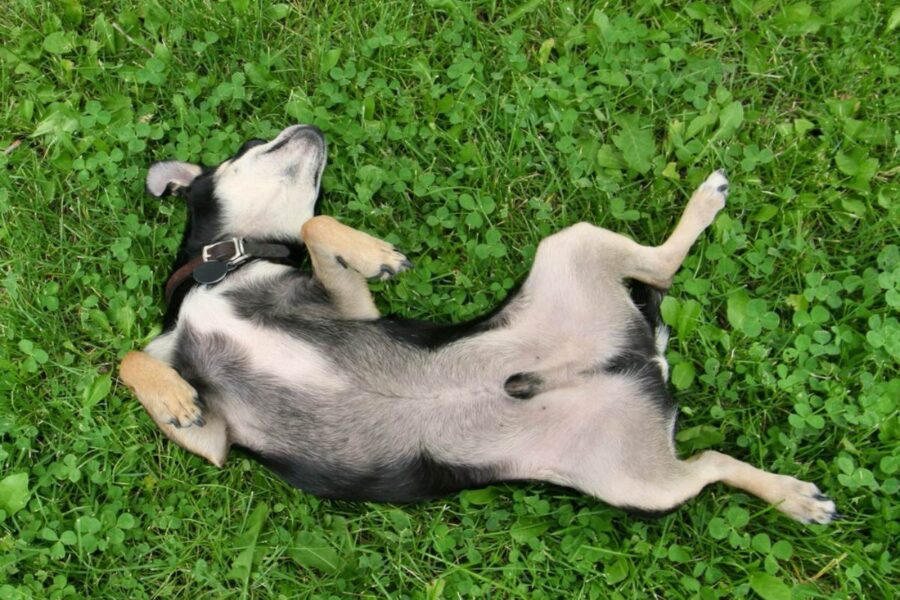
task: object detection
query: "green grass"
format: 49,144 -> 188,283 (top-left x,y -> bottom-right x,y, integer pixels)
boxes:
1,0 -> 898,597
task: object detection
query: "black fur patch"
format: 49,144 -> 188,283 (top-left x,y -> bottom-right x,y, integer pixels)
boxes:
244,448 -> 498,502
177,170 -> 222,259
162,169 -> 221,331
625,278 -> 665,339
616,503 -> 683,520
504,372 -> 543,400
606,350 -> 674,419
377,281 -> 525,350
602,280 -> 675,418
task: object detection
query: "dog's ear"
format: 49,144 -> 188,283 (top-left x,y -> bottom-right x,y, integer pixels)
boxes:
146,161 -> 202,197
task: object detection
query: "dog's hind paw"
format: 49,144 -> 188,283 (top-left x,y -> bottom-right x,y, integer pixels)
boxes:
685,170 -> 728,230
705,169 -> 729,197
771,476 -> 837,525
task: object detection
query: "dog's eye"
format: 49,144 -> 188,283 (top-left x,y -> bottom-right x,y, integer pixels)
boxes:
234,139 -> 266,159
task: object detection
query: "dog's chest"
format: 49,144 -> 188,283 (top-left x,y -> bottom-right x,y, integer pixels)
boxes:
173,263 -> 347,391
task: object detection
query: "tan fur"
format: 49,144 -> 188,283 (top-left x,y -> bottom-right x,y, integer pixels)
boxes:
120,351 -> 201,426
673,451 -> 835,523
301,215 -> 410,319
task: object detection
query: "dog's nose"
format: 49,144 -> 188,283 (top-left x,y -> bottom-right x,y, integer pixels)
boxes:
282,124 -> 324,144
294,124 -> 323,139
264,125 -> 325,155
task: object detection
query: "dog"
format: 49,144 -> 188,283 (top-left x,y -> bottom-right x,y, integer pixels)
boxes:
120,124 -> 837,524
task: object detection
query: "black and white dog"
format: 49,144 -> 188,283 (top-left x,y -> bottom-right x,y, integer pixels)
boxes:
121,124 -> 837,523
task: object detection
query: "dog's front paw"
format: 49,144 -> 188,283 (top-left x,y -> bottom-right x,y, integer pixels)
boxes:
770,476 -> 838,525
159,376 -> 205,428
121,351 -> 206,429
366,246 -> 413,281
336,237 -> 413,281
137,368 -> 204,429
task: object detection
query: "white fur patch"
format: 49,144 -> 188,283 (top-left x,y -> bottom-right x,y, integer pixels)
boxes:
654,326 -> 670,380
177,268 -> 345,392
145,331 -> 177,363
214,126 -> 324,241
146,161 -> 202,196
703,170 -> 729,194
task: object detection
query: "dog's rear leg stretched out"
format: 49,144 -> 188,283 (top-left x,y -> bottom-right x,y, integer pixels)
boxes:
525,171 -> 836,523
120,217 -> 408,465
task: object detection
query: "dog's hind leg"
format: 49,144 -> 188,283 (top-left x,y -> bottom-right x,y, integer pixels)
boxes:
300,215 -> 412,319
603,170 -> 728,289
540,390 -> 837,524
627,170 -> 729,288
119,351 -> 229,466
528,171 -> 729,294
588,450 -> 838,524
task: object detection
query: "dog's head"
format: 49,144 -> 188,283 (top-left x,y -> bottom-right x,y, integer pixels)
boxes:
147,124 -> 326,255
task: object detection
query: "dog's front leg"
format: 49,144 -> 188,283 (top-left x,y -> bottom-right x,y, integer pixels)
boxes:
121,351 -> 202,427
119,351 -> 229,466
300,215 -> 411,319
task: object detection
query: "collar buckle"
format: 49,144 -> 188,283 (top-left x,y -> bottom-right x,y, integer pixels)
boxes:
202,238 -> 246,266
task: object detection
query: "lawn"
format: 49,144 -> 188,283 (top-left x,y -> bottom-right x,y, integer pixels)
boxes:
1,0 -> 897,597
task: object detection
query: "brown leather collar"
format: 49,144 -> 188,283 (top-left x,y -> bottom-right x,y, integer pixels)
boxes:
164,238 -> 290,304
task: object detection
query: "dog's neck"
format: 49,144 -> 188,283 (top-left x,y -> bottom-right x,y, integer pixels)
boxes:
164,238 -> 307,305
